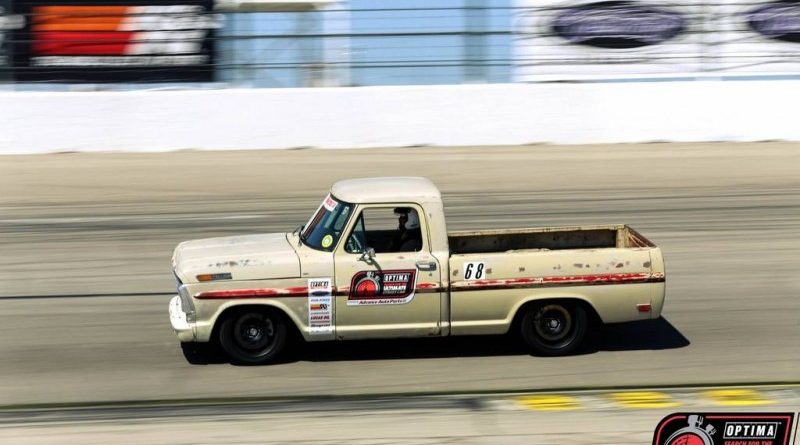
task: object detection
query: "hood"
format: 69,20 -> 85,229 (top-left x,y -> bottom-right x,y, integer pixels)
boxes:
172,233 -> 300,284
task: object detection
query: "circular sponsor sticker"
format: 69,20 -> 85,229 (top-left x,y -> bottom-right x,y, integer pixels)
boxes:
321,234 -> 334,248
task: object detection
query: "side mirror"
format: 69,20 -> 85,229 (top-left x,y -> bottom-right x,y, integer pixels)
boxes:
359,247 -> 376,262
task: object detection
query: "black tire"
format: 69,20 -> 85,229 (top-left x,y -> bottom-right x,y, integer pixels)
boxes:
520,301 -> 587,356
219,309 -> 288,365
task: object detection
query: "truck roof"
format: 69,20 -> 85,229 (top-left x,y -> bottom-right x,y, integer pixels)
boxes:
331,177 -> 441,204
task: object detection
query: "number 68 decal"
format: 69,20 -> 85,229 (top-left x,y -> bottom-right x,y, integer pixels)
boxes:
463,262 -> 486,280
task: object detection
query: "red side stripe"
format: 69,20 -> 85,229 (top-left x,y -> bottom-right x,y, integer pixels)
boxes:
194,272 -> 663,300
451,272 -> 663,290
196,285 -> 443,300
196,288 -> 309,299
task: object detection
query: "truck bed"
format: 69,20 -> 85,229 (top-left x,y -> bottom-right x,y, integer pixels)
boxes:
448,225 -> 654,255
446,224 -> 664,329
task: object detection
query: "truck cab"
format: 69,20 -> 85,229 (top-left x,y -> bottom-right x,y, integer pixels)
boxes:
298,177 -> 450,340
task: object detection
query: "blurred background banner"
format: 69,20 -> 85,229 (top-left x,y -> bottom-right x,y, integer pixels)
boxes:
211,0 -> 510,88
9,0 -> 221,82
0,0 -> 515,87
513,0 -> 800,81
1,0 -> 800,86
512,0 -> 703,80
713,0 -> 800,75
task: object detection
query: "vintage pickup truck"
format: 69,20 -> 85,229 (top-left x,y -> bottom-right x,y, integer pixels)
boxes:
169,177 -> 666,364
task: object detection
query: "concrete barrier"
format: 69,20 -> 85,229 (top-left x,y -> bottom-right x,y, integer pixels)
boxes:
1,81 -> 797,154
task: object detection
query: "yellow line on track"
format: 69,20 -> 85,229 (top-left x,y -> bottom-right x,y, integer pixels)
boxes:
703,389 -> 773,406
515,394 -> 581,411
609,391 -> 681,409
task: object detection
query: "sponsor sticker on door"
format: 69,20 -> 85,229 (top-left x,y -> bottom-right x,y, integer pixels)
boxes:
308,278 -> 333,334
348,269 -> 417,306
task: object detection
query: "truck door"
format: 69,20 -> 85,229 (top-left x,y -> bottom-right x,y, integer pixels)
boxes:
333,204 -> 443,339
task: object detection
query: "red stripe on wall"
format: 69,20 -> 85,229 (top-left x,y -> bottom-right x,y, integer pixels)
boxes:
32,31 -> 132,56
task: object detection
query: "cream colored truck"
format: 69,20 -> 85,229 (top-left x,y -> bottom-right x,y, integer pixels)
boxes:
169,177 -> 666,364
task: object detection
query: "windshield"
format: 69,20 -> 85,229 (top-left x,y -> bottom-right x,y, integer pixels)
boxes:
301,194 -> 354,252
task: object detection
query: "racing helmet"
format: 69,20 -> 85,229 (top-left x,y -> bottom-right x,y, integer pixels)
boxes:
394,207 -> 420,230
405,209 -> 420,230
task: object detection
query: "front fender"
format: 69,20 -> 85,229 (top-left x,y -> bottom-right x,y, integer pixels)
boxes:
198,297 -> 328,343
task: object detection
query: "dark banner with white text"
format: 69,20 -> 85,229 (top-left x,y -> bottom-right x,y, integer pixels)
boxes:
9,0 -> 221,82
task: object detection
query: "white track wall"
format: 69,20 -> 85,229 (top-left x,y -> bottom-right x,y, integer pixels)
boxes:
1,81 -> 798,154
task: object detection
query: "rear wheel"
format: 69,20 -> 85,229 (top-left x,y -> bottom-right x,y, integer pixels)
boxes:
219,309 -> 287,365
520,301 -> 587,356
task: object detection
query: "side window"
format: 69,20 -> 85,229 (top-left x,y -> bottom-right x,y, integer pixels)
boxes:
344,213 -> 366,254
345,207 -> 424,254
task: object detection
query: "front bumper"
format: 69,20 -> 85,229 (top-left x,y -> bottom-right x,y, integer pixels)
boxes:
169,295 -> 196,342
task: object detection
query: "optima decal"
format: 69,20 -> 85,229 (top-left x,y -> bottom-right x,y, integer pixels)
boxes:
653,413 -> 794,445
347,269 -> 417,306
747,1 -> 800,43
551,1 -> 685,49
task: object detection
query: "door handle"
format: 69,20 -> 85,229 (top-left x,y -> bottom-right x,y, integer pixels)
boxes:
416,261 -> 437,271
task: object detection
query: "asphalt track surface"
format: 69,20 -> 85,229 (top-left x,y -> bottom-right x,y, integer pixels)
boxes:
3,386 -> 798,444
0,143 -> 798,408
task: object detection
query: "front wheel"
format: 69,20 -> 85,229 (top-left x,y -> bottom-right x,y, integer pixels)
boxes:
520,301 -> 587,356
219,309 -> 288,365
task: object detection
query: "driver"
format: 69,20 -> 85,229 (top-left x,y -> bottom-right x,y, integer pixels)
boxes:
390,207 -> 422,252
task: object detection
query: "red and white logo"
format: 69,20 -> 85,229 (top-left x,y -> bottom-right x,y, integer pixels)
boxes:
348,270 -> 417,306
354,275 -> 381,298
664,416 -> 716,445
28,4 -> 221,66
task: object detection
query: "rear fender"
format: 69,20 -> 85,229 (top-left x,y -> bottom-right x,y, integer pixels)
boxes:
509,293 -> 602,331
